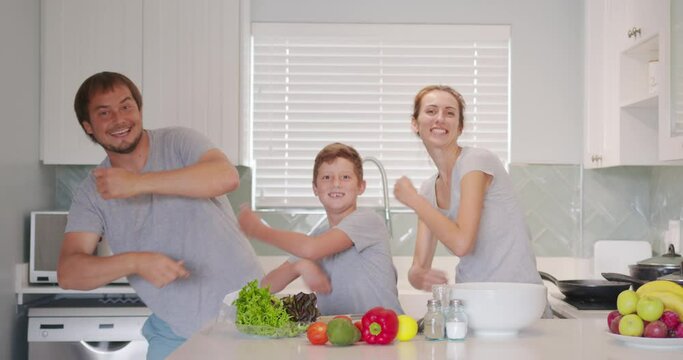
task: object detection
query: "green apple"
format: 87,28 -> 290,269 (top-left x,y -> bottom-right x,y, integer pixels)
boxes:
619,314 -> 645,337
636,296 -> 664,322
617,290 -> 639,315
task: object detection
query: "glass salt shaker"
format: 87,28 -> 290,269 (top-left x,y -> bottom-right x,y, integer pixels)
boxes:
423,299 -> 445,340
444,299 -> 468,341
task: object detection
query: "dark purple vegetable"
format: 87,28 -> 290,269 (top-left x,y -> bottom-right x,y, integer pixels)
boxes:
281,292 -> 321,323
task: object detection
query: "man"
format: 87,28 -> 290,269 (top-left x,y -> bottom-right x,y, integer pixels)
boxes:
57,72 -> 263,359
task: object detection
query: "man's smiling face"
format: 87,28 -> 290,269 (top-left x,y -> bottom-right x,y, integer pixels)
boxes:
83,84 -> 143,154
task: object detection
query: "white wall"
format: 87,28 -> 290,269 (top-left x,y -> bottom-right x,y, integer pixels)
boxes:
250,0 -> 584,164
0,0 -> 54,358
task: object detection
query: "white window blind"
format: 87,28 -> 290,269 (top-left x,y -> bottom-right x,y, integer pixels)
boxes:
249,23 -> 510,208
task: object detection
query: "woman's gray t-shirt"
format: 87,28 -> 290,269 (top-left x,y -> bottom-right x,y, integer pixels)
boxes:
419,147 -> 543,285
65,127 -> 264,338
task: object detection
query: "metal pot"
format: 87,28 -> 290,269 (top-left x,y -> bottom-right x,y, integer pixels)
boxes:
628,244 -> 681,281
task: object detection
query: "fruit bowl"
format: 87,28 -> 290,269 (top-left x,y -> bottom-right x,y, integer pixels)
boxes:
451,282 -> 547,337
606,331 -> 683,349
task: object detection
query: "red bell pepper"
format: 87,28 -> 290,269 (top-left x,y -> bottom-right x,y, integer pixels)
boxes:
361,307 -> 399,344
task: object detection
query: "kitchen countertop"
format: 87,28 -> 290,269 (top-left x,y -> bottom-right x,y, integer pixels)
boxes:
169,318 -> 683,360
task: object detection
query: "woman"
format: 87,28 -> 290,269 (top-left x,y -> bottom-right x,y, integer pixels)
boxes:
394,85 -> 549,314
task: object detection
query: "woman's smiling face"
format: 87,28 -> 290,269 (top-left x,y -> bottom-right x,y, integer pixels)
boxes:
412,90 -> 463,148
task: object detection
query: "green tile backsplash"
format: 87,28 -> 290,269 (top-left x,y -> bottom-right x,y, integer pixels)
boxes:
54,163 -> 683,258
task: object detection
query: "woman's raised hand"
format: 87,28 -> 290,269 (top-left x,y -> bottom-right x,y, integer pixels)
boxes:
394,176 -> 420,208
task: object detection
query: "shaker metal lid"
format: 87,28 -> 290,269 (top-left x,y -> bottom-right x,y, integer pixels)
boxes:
636,244 -> 682,266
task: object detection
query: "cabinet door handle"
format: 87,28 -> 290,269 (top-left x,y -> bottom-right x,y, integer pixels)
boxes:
591,155 -> 603,163
627,27 -> 641,38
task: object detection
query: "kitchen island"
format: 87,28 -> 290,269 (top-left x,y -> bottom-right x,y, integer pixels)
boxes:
169,318 -> 683,360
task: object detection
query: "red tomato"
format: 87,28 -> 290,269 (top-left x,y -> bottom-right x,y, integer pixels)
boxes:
354,321 -> 363,341
306,322 -> 328,345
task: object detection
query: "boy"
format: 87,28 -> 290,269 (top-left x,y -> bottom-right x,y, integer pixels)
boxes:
239,143 -> 403,315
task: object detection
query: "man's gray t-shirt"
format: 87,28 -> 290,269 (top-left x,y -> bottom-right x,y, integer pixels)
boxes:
419,147 -> 542,285
308,208 -> 403,315
65,127 -> 264,338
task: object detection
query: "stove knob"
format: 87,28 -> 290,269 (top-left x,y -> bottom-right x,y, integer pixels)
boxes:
41,330 -> 48,338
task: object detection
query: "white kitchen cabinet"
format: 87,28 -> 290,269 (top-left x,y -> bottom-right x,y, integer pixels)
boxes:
40,0 -> 143,164
141,0 -> 240,162
584,0 -> 679,168
661,2 -> 683,160
584,0 -> 611,168
41,0 -> 241,164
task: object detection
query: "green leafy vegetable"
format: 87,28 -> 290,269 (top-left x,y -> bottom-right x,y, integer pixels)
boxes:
232,280 -> 291,329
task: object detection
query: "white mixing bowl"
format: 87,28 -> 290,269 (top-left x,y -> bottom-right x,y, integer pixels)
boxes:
451,282 -> 547,337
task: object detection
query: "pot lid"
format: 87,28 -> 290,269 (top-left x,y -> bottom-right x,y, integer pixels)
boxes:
636,244 -> 681,266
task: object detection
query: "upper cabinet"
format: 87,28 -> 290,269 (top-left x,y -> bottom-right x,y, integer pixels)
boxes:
141,0 -> 240,160
40,0 -> 241,165
584,0 -> 610,168
41,0 -> 143,164
584,0 -> 681,168
662,1 -> 683,160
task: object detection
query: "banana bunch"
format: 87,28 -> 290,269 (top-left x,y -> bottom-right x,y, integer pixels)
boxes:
636,280 -> 683,318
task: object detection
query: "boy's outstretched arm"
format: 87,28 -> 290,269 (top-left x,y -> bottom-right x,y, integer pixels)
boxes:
294,260 -> 331,294
261,261 -> 299,293
239,206 -> 353,260
262,260 -> 331,294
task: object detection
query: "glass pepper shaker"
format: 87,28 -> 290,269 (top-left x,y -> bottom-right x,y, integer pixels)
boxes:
423,299 -> 445,340
444,299 -> 468,341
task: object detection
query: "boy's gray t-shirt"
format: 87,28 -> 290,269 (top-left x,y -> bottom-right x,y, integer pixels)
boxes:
65,127 -> 264,338
419,147 -> 542,285
308,208 -> 403,315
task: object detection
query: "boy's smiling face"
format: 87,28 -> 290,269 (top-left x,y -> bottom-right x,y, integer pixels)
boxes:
313,157 -> 366,217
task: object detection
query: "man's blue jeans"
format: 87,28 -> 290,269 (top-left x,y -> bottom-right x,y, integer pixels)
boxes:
141,314 -> 187,359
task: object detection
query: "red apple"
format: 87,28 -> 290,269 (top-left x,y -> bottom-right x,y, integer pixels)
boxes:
609,315 -> 622,334
660,310 -> 681,330
675,323 -> 683,338
607,310 -> 621,328
643,320 -> 668,338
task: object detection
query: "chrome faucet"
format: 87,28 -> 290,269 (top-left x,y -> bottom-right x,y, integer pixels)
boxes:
363,156 -> 393,238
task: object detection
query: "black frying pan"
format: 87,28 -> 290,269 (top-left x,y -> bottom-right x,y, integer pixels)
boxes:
539,271 -> 631,302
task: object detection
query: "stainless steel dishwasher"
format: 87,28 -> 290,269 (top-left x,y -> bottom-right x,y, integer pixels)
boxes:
27,295 -> 151,359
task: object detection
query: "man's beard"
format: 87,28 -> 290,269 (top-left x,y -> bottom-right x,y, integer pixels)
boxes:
97,129 -> 143,154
